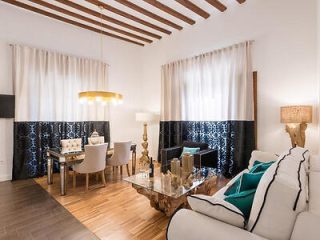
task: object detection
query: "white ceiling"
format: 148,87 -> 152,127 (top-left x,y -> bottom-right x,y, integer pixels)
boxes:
3,0 -> 245,46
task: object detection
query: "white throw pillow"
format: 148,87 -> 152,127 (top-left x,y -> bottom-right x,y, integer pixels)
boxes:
247,147 -> 309,240
188,195 -> 245,228
248,150 -> 278,170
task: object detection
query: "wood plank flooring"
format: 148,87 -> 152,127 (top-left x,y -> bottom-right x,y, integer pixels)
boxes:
35,167 -> 169,240
34,165 -> 228,240
0,179 -> 97,240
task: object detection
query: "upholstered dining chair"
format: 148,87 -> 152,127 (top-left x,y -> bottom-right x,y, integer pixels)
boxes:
61,138 -> 82,154
72,143 -> 108,191
88,136 -> 105,145
107,141 -> 132,177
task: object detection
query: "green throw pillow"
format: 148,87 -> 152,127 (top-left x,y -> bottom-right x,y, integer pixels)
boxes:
180,147 -> 200,158
250,161 -> 275,173
238,172 -> 264,192
224,189 -> 256,219
224,176 -> 242,196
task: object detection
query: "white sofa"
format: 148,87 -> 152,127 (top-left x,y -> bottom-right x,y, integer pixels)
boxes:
167,147 -> 320,240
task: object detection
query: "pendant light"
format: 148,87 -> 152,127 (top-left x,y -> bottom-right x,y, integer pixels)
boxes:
78,6 -> 123,105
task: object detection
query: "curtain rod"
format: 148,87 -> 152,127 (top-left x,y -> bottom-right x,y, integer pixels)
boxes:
8,43 -> 110,66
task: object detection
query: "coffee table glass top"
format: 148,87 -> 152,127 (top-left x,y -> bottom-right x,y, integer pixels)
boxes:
124,168 -> 216,199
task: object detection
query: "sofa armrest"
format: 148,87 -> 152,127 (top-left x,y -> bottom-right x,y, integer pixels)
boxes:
194,149 -> 218,168
161,146 -> 182,173
310,155 -> 320,172
291,212 -> 320,240
167,209 -> 267,240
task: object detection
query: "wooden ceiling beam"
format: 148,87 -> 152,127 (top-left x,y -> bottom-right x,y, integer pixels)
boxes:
236,0 -> 246,4
143,0 -> 195,25
176,0 -> 210,19
114,0 -> 182,30
29,0 -> 152,43
85,0 -> 171,35
2,0 -> 144,46
55,0 -> 162,39
205,0 -> 227,12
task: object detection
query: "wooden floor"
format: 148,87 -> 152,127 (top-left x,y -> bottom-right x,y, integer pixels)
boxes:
0,179 -> 97,240
34,166 -> 229,240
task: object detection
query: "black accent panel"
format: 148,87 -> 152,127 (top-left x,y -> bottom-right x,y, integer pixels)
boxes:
13,121 -> 110,180
159,121 -> 255,177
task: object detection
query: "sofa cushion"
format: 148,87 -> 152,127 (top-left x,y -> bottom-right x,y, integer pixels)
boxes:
250,161 -> 275,173
247,147 -> 309,240
225,189 -> 256,219
225,172 -> 264,197
248,150 -> 278,170
180,147 -> 200,158
226,169 -> 249,187
224,176 -> 242,196
188,195 -> 245,228
239,172 -> 264,192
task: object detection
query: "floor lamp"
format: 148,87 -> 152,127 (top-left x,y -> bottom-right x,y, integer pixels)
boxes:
136,112 -> 155,170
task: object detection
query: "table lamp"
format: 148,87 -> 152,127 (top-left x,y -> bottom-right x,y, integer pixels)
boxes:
136,112 -> 155,167
280,105 -> 312,147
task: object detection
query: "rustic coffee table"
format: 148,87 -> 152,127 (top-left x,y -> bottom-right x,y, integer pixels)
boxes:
124,168 -> 217,216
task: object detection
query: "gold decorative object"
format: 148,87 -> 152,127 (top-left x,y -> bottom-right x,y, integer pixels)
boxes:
78,7 -> 123,106
280,105 -> 312,147
182,153 -> 194,174
170,158 -> 181,177
136,112 -> 156,168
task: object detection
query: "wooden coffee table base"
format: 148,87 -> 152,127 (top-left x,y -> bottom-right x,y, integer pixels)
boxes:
133,176 -> 217,216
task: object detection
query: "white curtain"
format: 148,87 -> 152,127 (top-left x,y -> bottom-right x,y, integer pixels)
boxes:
13,44 -> 109,122
161,42 -> 253,121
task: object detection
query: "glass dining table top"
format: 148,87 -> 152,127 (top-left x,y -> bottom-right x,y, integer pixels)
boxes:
124,168 -> 216,199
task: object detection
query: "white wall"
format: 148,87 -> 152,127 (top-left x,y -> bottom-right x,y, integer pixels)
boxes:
141,0 -> 319,157
0,2 -> 144,181
1,0 -> 319,181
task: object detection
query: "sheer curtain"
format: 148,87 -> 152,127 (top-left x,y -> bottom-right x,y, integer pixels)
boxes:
161,42 -> 253,122
12,44 -> 110,179
160,42 -> 254,176
13,44 -> 109,121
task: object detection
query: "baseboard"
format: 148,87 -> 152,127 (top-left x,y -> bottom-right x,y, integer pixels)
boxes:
0,174 -> 12,182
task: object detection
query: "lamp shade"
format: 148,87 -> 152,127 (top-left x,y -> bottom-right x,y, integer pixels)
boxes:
136,112 -> 155,123
280,105 -> 312,123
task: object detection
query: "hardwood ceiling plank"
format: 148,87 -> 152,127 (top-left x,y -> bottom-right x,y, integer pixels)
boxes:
85,0 -> 171,35
176,0 -> 210,19
205,0 -> 227,12
236,0 -> 246,3
28,0 -> 152,43
2,0 -> 144,46
114,0 -> 182,30
55,0 -> 162,39
143,0 -> 195,25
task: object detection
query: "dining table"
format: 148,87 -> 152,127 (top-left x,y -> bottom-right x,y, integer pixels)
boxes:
46,143 -> 137,196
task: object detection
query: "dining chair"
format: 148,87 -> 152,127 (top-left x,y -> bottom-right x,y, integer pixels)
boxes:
61,138 -> 82,154
72,143 -> 108,191
88,136 -> 105,145
107,141 -> 132,177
